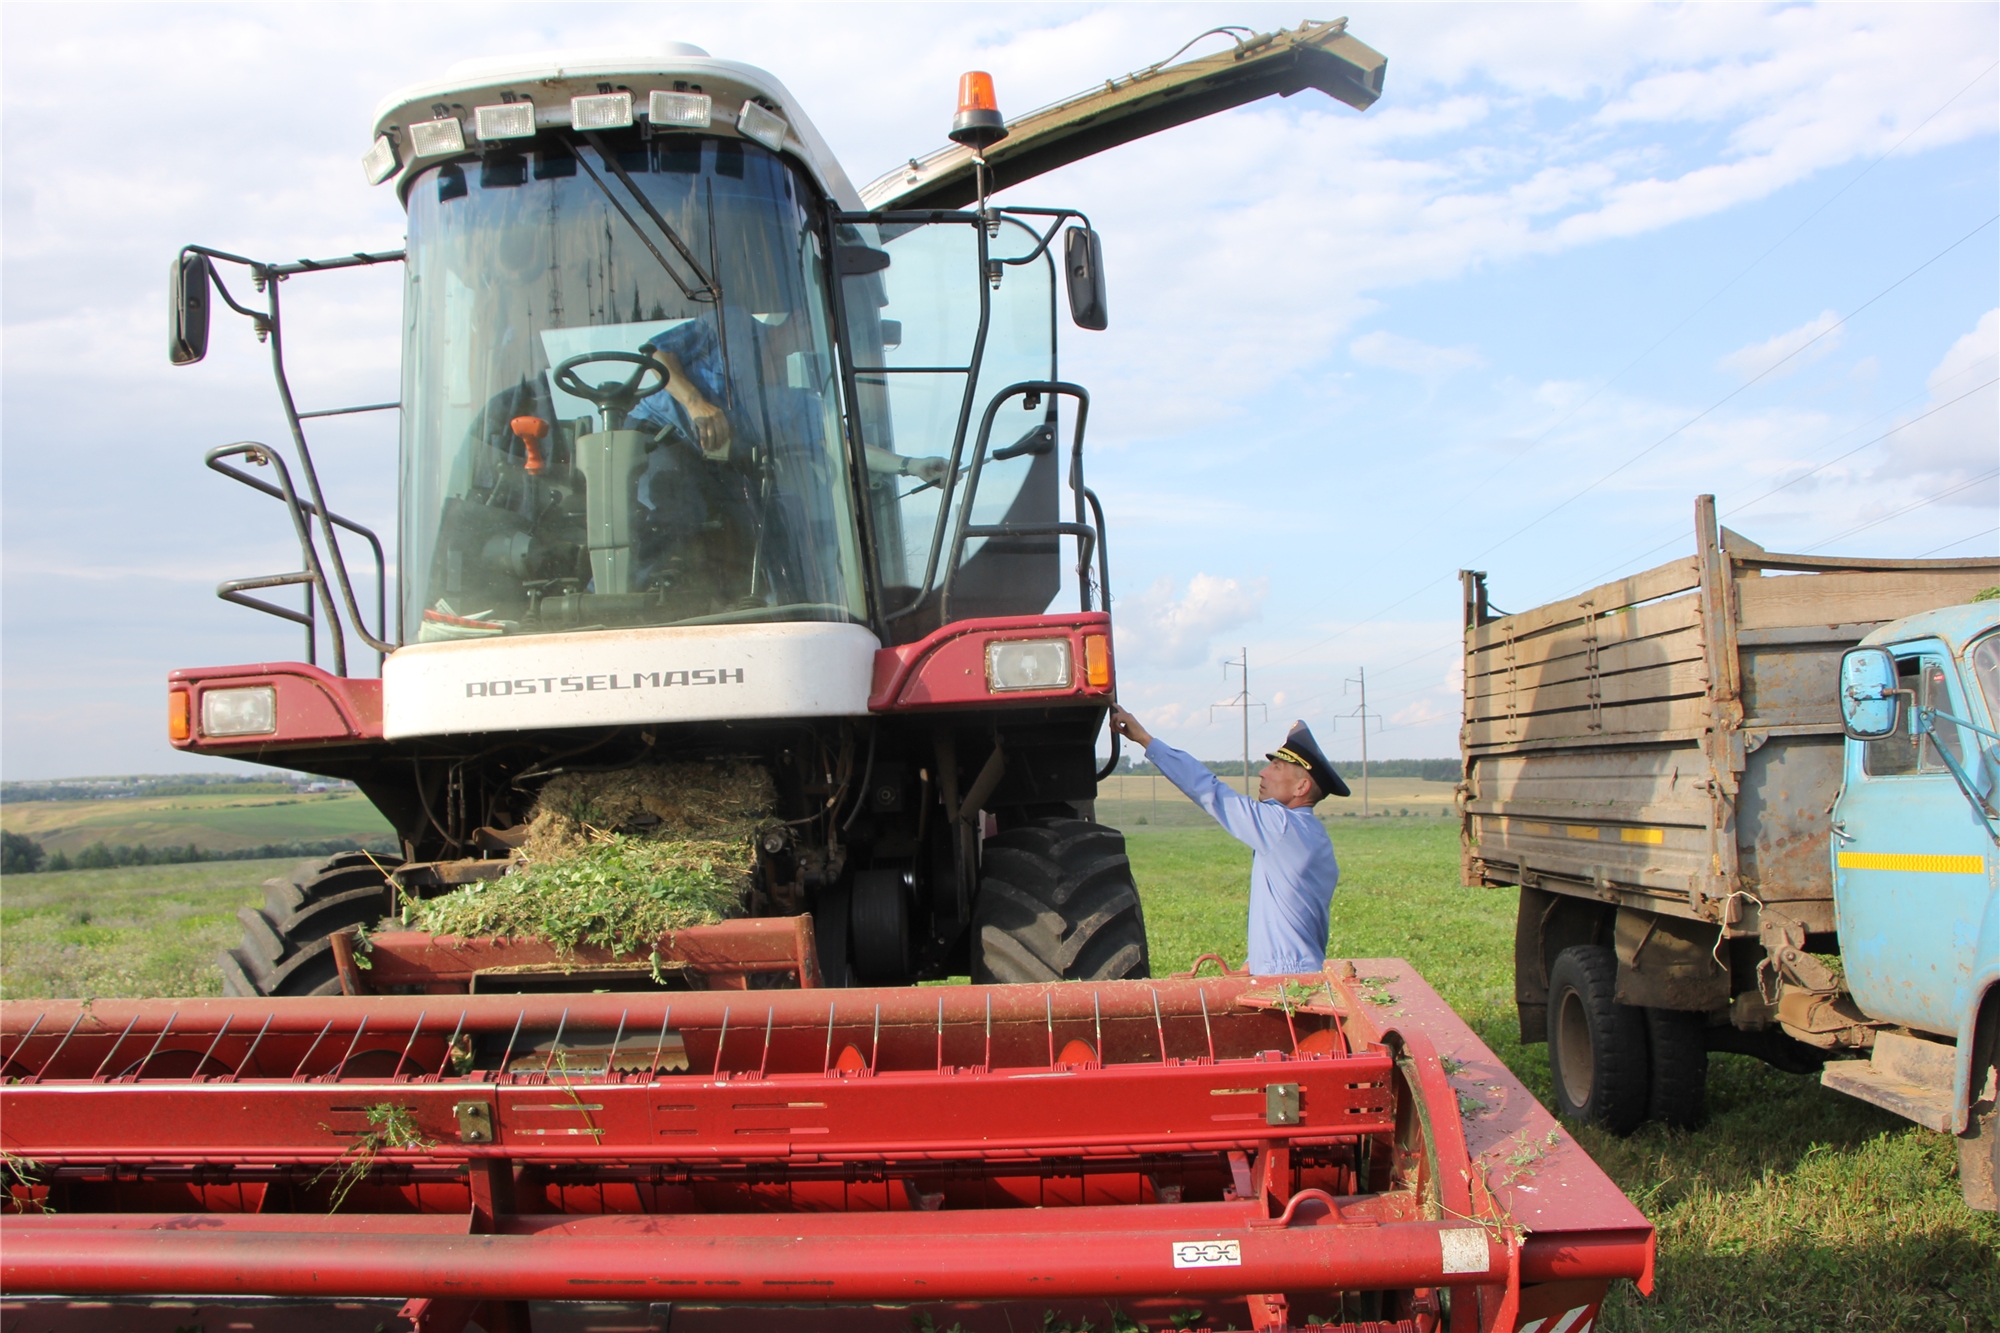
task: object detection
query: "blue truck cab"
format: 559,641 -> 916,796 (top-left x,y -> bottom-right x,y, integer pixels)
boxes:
1831,600 -> 2000,1207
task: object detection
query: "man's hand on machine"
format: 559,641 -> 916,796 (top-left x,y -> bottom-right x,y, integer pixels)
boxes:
1109,705 -> 1153,749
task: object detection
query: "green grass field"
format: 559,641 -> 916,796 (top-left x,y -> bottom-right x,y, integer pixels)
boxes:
0,857 -> 298,999
1,821 -> 1993,1329
1,791 -> 393,857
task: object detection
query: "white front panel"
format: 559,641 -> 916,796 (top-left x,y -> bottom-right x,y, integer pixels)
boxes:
383,622 -> 879,739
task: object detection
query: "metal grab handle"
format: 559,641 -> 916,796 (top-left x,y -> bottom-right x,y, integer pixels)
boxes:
206,443 -> 388,674
1249,1186 -> 1350,1228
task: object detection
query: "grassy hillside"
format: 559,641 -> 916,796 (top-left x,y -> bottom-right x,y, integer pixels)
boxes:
0,856 -> 298,999
1,791 -> 393,856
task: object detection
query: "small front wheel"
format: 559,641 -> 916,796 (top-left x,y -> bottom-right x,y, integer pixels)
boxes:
1545,944 -> 1650,1135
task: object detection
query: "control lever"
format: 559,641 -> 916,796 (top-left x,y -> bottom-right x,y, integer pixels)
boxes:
511,416 -> 550,474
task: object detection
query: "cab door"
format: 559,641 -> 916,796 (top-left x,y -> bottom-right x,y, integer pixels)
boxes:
1832,641 -> 1994,1036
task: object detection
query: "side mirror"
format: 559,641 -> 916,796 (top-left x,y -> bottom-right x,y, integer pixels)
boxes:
1839,646 -> 1902,740
169,251 -> 211,365
1064,226 -> 1107,331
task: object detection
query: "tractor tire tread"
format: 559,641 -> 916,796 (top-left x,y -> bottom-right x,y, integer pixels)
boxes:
216,853 -> 400,998
972,818 -> 1148,985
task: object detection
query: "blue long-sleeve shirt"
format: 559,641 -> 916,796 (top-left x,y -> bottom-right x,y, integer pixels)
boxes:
1147,738 -> 1339,974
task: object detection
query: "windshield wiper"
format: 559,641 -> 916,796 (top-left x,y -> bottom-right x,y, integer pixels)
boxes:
569,132 -> 720,303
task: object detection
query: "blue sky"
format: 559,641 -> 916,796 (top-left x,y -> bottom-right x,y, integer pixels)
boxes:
3,2 -> 1995,778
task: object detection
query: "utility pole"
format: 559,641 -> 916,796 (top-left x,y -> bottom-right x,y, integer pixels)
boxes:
1343,666 -> 1383,816
1213,647 -> 1266,797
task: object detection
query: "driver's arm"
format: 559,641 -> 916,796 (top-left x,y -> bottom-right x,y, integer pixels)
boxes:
648,349 -> 733,459
865,446 -> 948,484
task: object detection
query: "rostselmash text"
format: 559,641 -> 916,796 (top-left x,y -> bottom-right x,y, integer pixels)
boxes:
464,669 -> 746,698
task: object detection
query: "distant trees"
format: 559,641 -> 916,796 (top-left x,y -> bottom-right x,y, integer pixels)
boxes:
1,831 -> 46,874
6,836 -> 395,874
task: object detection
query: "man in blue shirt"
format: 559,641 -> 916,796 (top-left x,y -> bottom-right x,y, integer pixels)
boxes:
1110,708 -> 1348,975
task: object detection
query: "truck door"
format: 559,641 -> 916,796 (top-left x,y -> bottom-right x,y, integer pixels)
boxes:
1832,640 -> 1994,1036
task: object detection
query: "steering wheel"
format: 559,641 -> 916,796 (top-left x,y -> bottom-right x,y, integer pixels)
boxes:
553,351 -> 669,431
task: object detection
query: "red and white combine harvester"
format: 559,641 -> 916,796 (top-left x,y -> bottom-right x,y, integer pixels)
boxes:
2,25 -> 1653,1332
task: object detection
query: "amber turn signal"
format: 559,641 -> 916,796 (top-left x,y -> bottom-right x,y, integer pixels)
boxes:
1083,634 -> 1111,688
168,689 -> 190,741
949,71 -> 1008,150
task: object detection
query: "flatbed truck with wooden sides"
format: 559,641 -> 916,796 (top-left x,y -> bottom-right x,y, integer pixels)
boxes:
1459,495 -> 2000,1208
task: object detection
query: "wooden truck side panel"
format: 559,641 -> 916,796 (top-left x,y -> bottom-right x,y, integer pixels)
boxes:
1461,496 -> 2000,1033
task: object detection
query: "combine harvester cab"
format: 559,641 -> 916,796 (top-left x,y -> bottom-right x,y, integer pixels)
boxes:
5,24 -> 1654,1331
1,963 -> 1653,1331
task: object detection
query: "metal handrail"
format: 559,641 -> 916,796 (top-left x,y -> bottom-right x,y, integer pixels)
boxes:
185,244 -> 404,669
937,382 -> 1102,624
204,442 -> 387,674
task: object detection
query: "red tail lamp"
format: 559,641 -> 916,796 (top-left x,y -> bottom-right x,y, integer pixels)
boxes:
511,415 -> 550,474
950,71 -> 1008,150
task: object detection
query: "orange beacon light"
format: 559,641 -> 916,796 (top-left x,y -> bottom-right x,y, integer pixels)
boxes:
950,71 -> 1008,150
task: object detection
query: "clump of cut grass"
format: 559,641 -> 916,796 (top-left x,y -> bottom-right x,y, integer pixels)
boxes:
411,833 -> 749,956
408,762 -> 774,958
521,761 -> 773,860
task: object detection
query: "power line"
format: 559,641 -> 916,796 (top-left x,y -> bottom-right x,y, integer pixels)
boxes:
1262,213 -> 1999,675
1799,469 -> 2000,553
1917,527 -> 1998,558
1259,58 -> 1999,654
1547,369 -> 1999,595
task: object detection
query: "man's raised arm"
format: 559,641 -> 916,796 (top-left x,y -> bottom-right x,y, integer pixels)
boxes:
1110,706 -> 1285,852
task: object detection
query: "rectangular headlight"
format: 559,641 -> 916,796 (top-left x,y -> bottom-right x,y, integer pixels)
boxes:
571,91 -> 634,130
408,116 -> 467,157
474,102 -> 536,141
361,134 -> 399,185
986,639 -> 1072,692
202,686 -> 277,737
736,100 -> 788,152
649,90 -> 712,128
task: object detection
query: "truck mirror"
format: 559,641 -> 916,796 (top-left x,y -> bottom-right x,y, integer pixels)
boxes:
1839,646 -> 1902,740
169,251 -> 211,366
1064,226 -> 1107,330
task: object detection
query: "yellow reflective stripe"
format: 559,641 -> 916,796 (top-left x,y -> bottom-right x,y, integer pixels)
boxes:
1837,851 -> 1985,874
1511,820 -> 1668,844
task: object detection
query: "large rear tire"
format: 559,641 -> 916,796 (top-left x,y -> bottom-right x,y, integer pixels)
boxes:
218,852 -> 400,998
971,817 -> 1149,984
1546,945 -> 1650,1135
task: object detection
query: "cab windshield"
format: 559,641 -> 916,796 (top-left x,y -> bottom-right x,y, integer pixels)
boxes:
399,134 -> 868,642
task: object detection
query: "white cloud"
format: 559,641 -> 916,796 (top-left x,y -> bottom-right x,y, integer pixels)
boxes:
1116,573 -> 1268,670
1716,311 -> 1844,382
1349,331 -> 1484,378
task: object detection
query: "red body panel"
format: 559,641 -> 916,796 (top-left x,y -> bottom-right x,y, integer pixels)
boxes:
870,612 -> 1114,711
168,662 -> 383,753
1,962 -> 1650,1330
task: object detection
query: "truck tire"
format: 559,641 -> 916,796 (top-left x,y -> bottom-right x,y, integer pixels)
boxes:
972,817 -> 1150,984
1645,1006 -> 1709,1129
218,852 -> 399,998
1546,945 -> 1650,1135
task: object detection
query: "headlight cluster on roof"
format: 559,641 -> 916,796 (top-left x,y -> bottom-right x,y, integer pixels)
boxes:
366,86 -> 786,185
